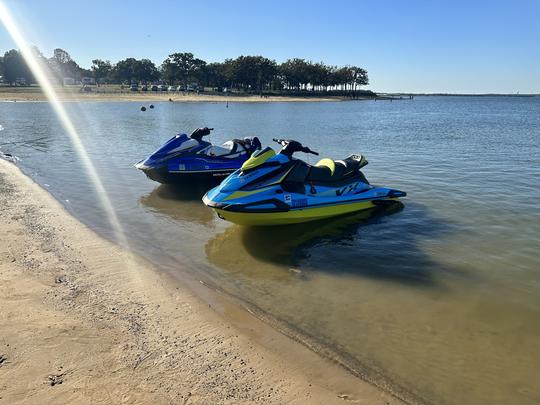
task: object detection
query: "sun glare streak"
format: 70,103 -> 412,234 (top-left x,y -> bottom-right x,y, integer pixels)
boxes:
0,2 -> 127,247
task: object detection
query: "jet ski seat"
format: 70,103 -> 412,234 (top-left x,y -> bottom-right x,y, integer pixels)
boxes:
308,155 -> 368,183
315,158 -> 336,174
206,140 -> 249,158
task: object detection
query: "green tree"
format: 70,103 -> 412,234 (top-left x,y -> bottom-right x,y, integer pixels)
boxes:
227,56 -> 277,93
279,58 -> 310,90
160,58 -> 176,85
91,59 -> 112,84
306,62 -> 330,91
53,48 -> 71,64
134,59 -> 159,83
327,66 -> 368,91
112,58 -> 137,84
111,58 -> 160,84
161,52 -> 206,85
221,58 -> 236,87
199,62 -> 227,89
2,49 -> 32,85
49,48 -> 83,83
351,66 -> 368,89
253,56 -> 277,93
329,66 -> 350,90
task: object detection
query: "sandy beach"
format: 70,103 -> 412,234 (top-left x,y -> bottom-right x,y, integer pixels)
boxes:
0,87 -> 346,103
0,158 -> 398,404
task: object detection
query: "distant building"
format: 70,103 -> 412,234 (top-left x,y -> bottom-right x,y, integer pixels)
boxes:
15,77 -> 27,86
81,77 -> 96,85
63,77 -> 75,86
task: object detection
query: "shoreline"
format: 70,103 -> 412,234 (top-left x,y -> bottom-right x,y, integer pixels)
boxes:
1,89 -> 536,103
0,158 -> 400,404
0,89 -> 349,103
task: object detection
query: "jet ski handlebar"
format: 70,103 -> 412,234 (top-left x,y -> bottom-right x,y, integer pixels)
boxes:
272,138 -> 319,157
190,127 -> 214,141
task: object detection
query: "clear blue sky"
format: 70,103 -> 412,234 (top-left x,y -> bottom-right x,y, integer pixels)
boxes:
1,0 -> 539,93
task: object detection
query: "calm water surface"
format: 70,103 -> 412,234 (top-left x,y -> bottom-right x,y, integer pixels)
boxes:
1,97 -> 539,404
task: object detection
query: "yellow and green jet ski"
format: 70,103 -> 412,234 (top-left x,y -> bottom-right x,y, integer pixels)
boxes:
202,138 -> 406,226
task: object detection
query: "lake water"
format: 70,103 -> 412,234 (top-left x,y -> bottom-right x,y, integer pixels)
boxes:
1,96 -> 539,404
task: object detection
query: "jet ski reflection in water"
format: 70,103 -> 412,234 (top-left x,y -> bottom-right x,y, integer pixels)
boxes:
203,138 -> 406,226
205,202 -> 404,280
140,185 -> 214,226
136,127 -> 262,185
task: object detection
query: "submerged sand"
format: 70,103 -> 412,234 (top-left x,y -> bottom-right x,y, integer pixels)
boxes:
0,159 -> 398,404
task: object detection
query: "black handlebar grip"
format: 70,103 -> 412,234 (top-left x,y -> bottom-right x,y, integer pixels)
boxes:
301,146 -> 318,156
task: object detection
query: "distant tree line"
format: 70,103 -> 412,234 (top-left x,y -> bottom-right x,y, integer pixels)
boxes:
0,48 -> 369,94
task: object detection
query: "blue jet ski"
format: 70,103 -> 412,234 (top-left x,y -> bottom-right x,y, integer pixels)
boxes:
202,138 -> 406,226
136,127 -> 262,185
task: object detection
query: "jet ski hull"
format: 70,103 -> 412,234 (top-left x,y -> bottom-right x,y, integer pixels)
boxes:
137,163 -> 235,185
204,196 -> 401,226
203,188 -> 405,226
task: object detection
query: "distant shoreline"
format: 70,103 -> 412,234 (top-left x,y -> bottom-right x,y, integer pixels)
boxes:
0,85 -> 403,103
1,86 -> 536,103
379,92 -> 539,97
0,88 -> 353,103
0,88 -> 318,102
0,93 -> 345,103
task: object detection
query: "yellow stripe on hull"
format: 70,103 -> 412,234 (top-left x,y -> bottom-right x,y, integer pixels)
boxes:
213,200 -> 384,226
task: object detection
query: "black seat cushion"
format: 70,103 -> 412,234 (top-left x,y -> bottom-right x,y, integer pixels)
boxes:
306,157 -> 369,185
307,165 -> 334,182
338,156 -> 361,174
307,160 -> 353,182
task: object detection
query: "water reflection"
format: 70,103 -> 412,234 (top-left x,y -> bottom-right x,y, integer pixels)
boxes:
206,202 -> 464,287
206,202 -> 465,286
139,184 -> 214,226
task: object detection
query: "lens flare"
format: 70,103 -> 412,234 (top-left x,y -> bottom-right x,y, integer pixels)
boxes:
0,1 -> 127,247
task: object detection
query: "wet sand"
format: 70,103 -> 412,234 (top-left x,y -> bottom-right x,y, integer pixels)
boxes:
0,158 -> 398,404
